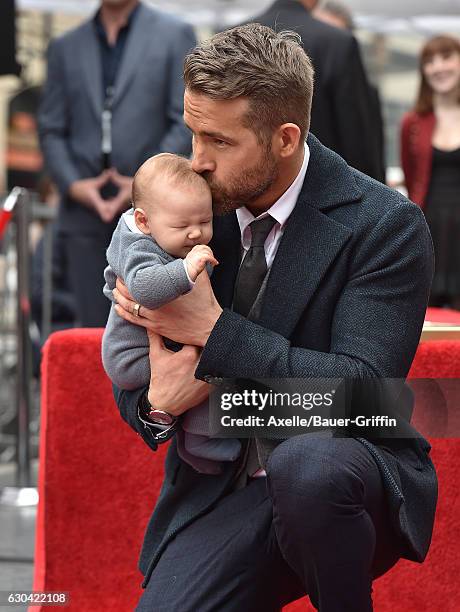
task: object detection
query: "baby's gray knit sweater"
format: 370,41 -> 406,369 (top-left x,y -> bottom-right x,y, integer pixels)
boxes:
102,209 -> 193,389
102,210 -> 242,473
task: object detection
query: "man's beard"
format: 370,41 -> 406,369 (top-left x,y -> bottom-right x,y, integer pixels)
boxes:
203,147 -> 279,216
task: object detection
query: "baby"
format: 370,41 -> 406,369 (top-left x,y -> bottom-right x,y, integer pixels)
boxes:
102,153 -> 241,473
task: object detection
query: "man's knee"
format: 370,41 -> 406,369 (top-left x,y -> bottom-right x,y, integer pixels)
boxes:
266,435 -> 372,518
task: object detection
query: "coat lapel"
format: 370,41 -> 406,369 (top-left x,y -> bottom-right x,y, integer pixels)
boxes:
257,134 -> 361,337
80,21 -> 103,117
257,194 -> 352,338
112,4 -> 153,108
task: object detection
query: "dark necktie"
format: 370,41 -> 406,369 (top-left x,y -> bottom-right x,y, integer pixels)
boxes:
233,215 -> 277,317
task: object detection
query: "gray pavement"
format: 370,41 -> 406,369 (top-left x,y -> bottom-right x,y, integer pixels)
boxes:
0,462 -> 38,612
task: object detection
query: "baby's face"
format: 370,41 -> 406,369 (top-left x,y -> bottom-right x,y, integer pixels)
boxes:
145,182 -> 213,258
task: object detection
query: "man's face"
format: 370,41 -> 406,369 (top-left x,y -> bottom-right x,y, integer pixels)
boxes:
184,90 -> 279,215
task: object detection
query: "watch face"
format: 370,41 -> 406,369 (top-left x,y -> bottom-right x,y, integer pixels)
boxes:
148,409 -> 174,426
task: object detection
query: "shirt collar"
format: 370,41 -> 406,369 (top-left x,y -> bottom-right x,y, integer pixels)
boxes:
236,142 -> 310,235
94,3 -> 140,42
122,208 -> 143,234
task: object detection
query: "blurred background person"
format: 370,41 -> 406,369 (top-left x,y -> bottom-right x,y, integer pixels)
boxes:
314,0 -> 354,30
248,0 -> 384,181
314,0 -> 386,182
38,0 -> 196,327
401,35 -> 460,309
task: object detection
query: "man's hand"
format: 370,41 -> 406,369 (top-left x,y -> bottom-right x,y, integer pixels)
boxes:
113,272 -> 223,347
108,168 -> 134,214
185,245 -> 218,282
147,331 -> 210,415
69,171 -> 118,223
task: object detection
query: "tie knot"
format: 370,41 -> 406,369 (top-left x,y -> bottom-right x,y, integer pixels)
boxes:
249,216 -> 276,247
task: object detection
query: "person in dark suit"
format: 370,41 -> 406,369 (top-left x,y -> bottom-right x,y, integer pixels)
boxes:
313,0 -> 386,183
246,0 -> 384,182
38,0 -> 196,326
112,24 -> 436,612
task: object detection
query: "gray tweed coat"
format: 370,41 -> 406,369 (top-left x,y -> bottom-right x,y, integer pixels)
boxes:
115,134 -> 437,588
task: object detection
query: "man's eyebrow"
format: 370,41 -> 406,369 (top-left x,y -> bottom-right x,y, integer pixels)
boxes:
183,120 -> 233,142
203,129 -> 234,141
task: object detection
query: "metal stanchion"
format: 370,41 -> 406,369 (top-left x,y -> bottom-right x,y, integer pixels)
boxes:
16,189 -> 32,488
32,201 -> 56,342
1,188 -> 38,506
41,221 -> 53,341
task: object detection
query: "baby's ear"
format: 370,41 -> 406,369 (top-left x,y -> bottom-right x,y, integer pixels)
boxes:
133,208 -> 150,235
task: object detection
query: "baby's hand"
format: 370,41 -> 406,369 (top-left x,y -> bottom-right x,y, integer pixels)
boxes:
185,245 -> 218,282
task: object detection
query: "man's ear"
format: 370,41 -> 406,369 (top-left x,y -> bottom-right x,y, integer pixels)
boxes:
273,123 -> 302,159
133,208 -> 151,235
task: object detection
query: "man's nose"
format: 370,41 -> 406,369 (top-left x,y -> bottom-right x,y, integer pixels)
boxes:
191,145 -> 215,174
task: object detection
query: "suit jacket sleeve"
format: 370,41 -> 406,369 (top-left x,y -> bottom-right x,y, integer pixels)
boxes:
113,384 -> 160,452
332,36 -> 382,180
196,201 -> 433,382
158,23 -> 197,155
38,38 -> 81,196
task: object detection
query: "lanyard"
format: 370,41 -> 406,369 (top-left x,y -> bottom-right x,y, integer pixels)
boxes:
101,85 -> 114,169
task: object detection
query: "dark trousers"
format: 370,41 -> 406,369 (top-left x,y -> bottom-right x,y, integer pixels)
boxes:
63,231 -> 113,327
136,435 -> 401,612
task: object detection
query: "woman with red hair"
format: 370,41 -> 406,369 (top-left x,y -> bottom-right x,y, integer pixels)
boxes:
401,35 -> 460,308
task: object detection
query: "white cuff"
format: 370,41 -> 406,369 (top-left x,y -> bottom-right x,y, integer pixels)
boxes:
182,259 -> 195,289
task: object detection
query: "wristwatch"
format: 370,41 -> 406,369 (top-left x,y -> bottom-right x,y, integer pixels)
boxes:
138,391 -> 178,442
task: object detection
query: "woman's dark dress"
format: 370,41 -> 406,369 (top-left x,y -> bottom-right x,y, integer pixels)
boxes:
424,146 -> 460,303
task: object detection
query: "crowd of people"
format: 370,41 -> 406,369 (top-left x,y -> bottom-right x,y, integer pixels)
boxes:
35,0 -> 460,334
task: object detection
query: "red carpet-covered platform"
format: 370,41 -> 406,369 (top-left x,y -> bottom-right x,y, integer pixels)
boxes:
31,321 -> 460,611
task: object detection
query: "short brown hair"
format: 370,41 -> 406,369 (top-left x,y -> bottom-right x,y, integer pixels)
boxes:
183,23 -> 314,143
132,153 -> 208,208
414,35 -> 460,114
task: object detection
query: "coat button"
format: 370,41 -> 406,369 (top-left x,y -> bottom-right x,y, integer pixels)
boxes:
203,374 -> 223,385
